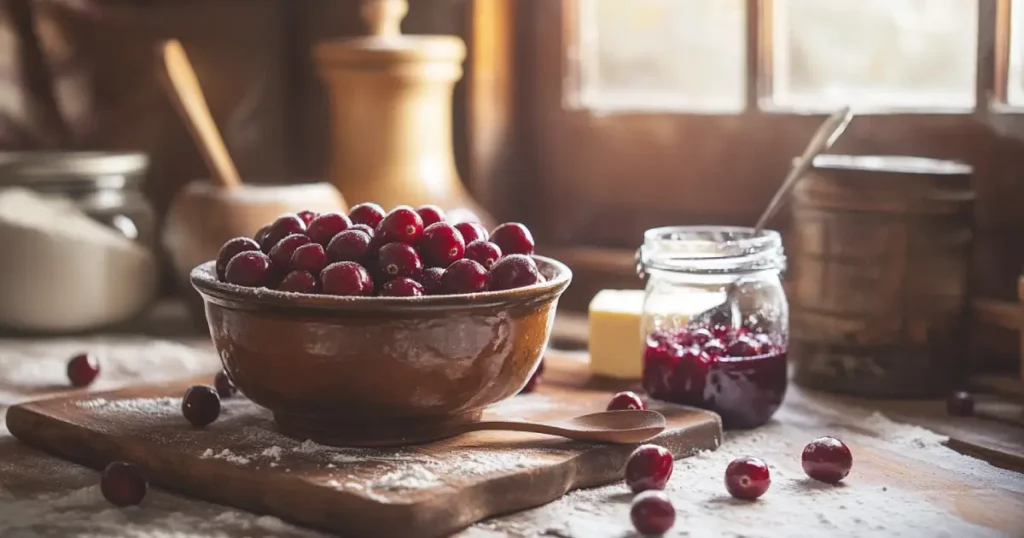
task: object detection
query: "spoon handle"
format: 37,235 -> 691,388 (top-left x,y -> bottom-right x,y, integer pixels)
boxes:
451,419 -> 664,444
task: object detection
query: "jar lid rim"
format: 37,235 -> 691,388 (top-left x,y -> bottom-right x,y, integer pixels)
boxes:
639,226 -> 785,276
0,151 -> 149,182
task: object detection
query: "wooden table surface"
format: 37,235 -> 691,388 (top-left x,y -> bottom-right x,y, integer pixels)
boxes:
1,302 -> 1023,537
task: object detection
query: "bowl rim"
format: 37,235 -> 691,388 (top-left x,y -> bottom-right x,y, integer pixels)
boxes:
190,255 -> 572,312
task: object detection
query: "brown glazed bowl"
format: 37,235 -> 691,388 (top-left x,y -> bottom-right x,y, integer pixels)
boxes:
190,256 -> 571,447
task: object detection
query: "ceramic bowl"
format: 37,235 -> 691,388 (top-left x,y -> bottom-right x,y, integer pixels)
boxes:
190,256 -> 571,447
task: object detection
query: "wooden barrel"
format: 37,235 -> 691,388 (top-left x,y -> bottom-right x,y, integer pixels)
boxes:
790,155 -> 975,397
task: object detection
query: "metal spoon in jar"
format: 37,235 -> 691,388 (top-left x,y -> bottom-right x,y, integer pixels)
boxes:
684,106 -> 854,331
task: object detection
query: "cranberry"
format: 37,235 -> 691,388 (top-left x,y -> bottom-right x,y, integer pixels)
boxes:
380,277 -> 425,297
377,206 -> 424,244
947,390 -> 975,416
419,223 -> 465,267
278,270 -> 318,293
67,352 -> 100,387
326,229 -> 372,264
703,338 -> 728,357
182,385 -> 220,428
607,391 -> 645,411
290,242 -> 328,274
351,223 -> 375,238
214,370 -> 238,398
688,328 -> 714,347
297,210 -> 318,226
802,436 -> 853,484
269,233 -> 311,268
753,332 -> 775,352
100,461 -> 147,507
224,251 -> 274,287
262,214 -> 307,251
216,237 -> 260,280
254,225 -> 270,249
520,360 -> 544,393
321,262 -> 374,296
490,222 -> 535,256
441,259 -> 488,294
725,456 -> 771,500
727,335 -> 761,358
464,240 -> 502,269
711,323 -> 733,341
306,212 -> 352,247
378,242 -> 423,280
630,491 -> 675,536
625,444 -> 673,493
421,267 -> 445,295
416,205 -> 446,227
454,222 -> 488,244
348,202 -> 386,228
487,254 -> 542,291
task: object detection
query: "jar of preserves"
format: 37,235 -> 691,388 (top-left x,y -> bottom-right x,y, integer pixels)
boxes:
637,226 -> 789,429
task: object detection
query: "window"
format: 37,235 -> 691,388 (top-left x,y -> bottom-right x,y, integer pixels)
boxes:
1009,0 -> 1024,106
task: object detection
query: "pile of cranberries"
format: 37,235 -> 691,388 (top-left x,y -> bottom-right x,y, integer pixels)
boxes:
214,204 -> 543,297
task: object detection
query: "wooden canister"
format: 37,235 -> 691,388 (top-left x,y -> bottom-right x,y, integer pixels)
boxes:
790,155 -> 975,397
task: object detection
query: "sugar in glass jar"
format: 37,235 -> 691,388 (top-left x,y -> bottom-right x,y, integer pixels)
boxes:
637,226 -> 789,429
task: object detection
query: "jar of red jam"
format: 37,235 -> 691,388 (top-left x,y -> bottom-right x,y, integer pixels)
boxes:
637,226 -> 788,429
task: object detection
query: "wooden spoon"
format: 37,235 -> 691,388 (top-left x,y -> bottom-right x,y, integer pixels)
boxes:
158,39 -> 242,189
450,410 -> 667,444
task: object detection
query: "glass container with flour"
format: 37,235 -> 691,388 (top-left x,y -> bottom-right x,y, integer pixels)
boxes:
0,152 -> 158,333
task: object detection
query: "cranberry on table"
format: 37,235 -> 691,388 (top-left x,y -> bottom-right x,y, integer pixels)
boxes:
490,222 -> 535,256
306,212 -> 352,247
630,491 -> 676,536
278,270 -> 318,293
326,229 -> 372,264
802,436 -> 853,484
297,210 -> 318,226
348,202 -> 386,228
377,206 -> 424,244
464,240 -> 502,270
625,444 -> 674,493
67,352 -> 100,387
321,262 -> 374,296
607,391 -> 645,411
378,242 -> 424,281
441,259 -> 488,294
380,277 -> 425,297
487,254 -> 542,291
214,370 -> 238,398
947,390 -> 975,416
182,385 -> 221,428
454,221 -> 488,244
261,214 -> 307,251
100,461 -> 147,507
417,267 -> 442,295
725,456 -> 771,500
269,233 -> 312,267
416,204 -> 446,227
216,237 -> 260,280
224,251 -> 274,288
290,242 -> 328,274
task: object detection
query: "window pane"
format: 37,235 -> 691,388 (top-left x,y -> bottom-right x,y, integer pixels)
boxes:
772,0 -> 978,110
575,0 -> 746,113
1010,0 -> 1024,106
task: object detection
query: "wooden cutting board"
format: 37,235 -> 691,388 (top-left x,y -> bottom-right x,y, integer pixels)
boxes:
6,353 -> 722,538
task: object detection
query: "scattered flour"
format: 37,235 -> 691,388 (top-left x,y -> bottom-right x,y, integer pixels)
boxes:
372,467 -> 444,491
261,446 -> 284,460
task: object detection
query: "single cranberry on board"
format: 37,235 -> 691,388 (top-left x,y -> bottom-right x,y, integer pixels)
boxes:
306,212 -> 352,246
214,370 -> 238,398
215,237 -> 260,280
269,233 -> 312,268
100,461 -> 148,507
181,385 -> 221,428
490,222 -> 535,256
946,390 -> 975,416
419,223 -> 465,267
278,270 -> 318,293
630,491 -> 676,536
624,444 -> 674,493
224,251 -> 274,288
416,204 -> 446,227
725,456 -> 771,500
441,259 -> 488,294
464,240 -> 502,269
321,262 -> 374,296
380,277 -> 425,297
421,267 -> 445,295
377,206 -> 424,244
378,242 -> 424,281
607,391 -> 645,411
802,436 -> 853,484
348,202 -> 386,229
326,229 -> 372,264
296,210 -> 318,226
454,221 -> 489,244
290,242 -> 328,274
67,352 -> 100,387
261,214 -> 307,251
487,254 -> 543,291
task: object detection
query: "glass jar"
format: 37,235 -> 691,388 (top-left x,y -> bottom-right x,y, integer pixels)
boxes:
0,152 -> 155,246
637,226 -> 789,429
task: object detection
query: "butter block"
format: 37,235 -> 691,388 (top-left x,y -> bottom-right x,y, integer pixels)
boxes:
588,289 -> 645,379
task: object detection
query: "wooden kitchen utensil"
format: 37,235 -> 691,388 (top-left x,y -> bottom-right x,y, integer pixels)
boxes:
448,409 -> 666,443
6,353 -> 722,538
